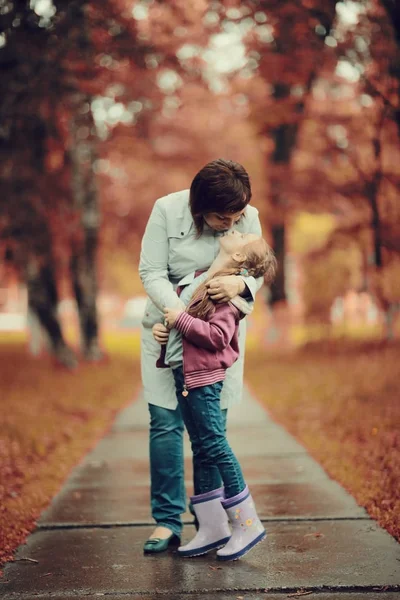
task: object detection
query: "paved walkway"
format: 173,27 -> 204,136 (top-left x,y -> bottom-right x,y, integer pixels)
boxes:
2,389 -> 400,599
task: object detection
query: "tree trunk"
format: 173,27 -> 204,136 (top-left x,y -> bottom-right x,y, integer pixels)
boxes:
4,109 -> 78,368
267,77 -> 307,307
25,258 -> 78,368
69,100 -> 102,361
269,225 -> 286,304
64,2 -> 102,361
368,122 -> 385,268
384,304 -> 396,340
269,116 -> 299,306
380,0 -> 400,138
369,192 -> 383,268
264,2 -> 340,305
69,223 -> 102,361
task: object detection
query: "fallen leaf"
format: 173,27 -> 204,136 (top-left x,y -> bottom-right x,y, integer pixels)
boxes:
15,558 -> 38,564
373,586 -> 389,591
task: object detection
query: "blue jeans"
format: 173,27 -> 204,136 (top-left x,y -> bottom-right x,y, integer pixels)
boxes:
173,367 -> 245,499
148,403 -> 186,537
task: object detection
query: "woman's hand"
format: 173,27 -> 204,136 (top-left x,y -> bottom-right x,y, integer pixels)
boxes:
163,307 -> 183,329
206,275 -> 246,303
152,323 -> 170,345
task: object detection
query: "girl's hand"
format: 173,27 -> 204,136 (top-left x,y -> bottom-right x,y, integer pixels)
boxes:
163,307 -> 183,329
152,323 -> 170,345
206,275 -> 246,303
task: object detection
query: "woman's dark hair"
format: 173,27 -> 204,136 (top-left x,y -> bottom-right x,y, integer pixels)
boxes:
189,159 -> 252,235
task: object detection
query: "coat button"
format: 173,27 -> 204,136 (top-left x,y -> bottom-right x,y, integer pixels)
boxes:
181,231 -> 184,235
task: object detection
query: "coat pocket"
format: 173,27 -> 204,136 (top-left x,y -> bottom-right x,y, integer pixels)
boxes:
141,298 -> 164,329
166,219 -> 192,239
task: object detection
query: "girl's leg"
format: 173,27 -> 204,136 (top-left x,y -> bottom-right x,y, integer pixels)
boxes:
172,371 -> 231,557
187,382 -> 246,498
171,378 -> 265,560
172,367 -> 222,495
148,403 -> 185,537
189,384 -> 266,561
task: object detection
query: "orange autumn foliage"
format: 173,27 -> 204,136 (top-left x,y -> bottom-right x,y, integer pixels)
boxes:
246,340 -> 400,543
0,343 -> 141,568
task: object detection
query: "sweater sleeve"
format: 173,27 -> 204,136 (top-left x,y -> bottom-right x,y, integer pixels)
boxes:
174,305 -> 238,352
138,199 -> 182,311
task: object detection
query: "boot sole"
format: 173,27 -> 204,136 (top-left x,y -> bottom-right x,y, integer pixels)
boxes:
178,536 -> 231,558
217,530 -> 266,561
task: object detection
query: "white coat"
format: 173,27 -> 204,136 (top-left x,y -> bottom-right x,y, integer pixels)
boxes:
139,189 -> 263,410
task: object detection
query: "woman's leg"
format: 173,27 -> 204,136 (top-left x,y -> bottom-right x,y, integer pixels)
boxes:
148,403 -> 185,537
172,367 -> 223,495
187,382 -> 246,498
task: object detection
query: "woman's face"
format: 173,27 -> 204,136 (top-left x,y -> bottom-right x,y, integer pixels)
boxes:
203,210 -> 245,232
219,230 -> 260,254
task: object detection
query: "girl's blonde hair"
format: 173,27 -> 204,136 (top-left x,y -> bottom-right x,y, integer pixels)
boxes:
187,237 -> 277,321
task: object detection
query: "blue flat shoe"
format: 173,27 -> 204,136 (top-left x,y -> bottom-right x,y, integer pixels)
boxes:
143,532 -> 180,554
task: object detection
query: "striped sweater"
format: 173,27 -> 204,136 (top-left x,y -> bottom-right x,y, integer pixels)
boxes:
173,303 -> 242,390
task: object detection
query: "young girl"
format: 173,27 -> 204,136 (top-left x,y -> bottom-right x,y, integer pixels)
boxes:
156,230 -> 276,561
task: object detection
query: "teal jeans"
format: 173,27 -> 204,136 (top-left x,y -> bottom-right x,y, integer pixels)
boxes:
148,403 -> 185,537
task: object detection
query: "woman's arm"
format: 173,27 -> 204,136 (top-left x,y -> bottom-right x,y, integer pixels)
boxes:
178,272 -> 254,317
139,199 -> 182,312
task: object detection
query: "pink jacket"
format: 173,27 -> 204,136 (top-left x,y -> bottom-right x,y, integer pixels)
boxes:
174,303 -> 242,391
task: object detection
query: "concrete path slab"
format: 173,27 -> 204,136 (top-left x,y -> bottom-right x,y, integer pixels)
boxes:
3,595 -> 398,600
64,454 -> 331,489
249,480 -> 367,519
228,425 -> 307,456
2,595 -> 400,600
3,521 -> 400,597
234,454 -> 332,484
38,479 -> 366,527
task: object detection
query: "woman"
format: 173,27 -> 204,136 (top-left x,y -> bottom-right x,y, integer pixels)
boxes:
139,159 -> 263,553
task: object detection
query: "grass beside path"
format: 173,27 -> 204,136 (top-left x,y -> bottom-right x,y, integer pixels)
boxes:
0,333 -> 141,569
246,340 -> 400,543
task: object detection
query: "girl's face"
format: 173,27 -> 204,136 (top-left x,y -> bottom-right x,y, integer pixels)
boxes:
219,230 -> 260,255
203,210 -> 245,232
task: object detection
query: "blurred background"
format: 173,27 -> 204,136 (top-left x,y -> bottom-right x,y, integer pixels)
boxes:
0,0 -> 399,565
1,0 -> 399,355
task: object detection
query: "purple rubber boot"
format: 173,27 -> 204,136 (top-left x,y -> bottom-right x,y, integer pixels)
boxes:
217,485 -> 266,561
178,487 -> 231,557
